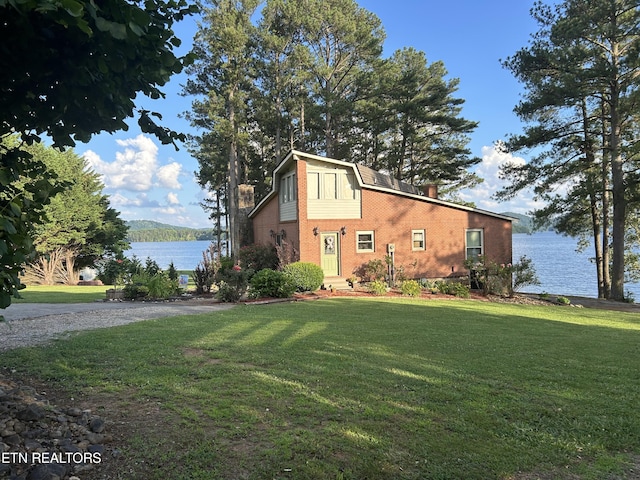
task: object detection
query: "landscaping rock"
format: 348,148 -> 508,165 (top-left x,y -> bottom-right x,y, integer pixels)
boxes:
0,375 -> 107,479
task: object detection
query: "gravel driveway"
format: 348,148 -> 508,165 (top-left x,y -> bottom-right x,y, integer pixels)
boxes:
0,300 -> 234,351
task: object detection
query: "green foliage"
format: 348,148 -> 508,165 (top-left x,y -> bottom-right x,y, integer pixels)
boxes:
400,279 -> 422,297
435,280 -> 470,298
193,243 -> 220,294
147,273 -> 178,299
98,256 -> 141,287
0,142 -> 64,307
499,0 -> 640,300
355,259 -> 387,282
122,282 -> 150,300
556,296 -> 571,305
167,262 -> 178,281
125,220 -> 215,242
1,0 -> 196,149
512,255 -> 541,294
282,262 -> 324,292
0,0 -> 195,308
186,0 -> 481,247
249,269 -> 296,299
368,279 -> 388,295
215,264 -> 252,303
239,244 -> 278,272
119,263 -> 178,300
466,255 -> 540,297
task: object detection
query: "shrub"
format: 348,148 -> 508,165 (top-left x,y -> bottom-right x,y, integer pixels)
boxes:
368,279 -> 387,295
193,244 -> 220,294
356,259 -> 386,282
215,264 -> 252,302
147,273 -> 177,299
401,279 -> 422,297
435,280 -> 470,298
557,296 -> 571,305
122,283 -> 149,300
512,255 -> 541,294
450,282 -> 470,298
240,244 -> 278,272
250,269 -> 296,299
217,282 -> 242,303
283,262 -> 324,292
167,262 -> 178,281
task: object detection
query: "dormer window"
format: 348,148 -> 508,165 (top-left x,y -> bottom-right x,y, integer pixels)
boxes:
280,171 -> 296,204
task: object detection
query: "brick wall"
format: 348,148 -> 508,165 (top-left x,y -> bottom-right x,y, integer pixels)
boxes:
251,157 -> 512,280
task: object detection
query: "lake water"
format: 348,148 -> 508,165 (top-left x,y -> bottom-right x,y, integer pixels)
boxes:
126,233 -> 640,300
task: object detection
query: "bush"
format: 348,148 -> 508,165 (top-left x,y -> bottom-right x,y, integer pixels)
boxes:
215,264 -> 252,302
250,269 -> 296,299
193,244 -> 220,294
217,282 -> 242,303
556,296 -> 571,305
512,255 -> 540,294
147,273 -> 177,299
401,279 -> 422,297
450,282 -> 470,298
368,279 -> 387,295
283,262 -> 324,292
240,244 -> 278,272
123,283 -> 149,300
355,259 -> 386,282
435,280 -> 470,298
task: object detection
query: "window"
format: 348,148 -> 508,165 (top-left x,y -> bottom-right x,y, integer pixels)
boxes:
341,173 -> 357,199
412,229 -> 425,251
356,231 -> 374,252
465,229 -> 484,260
280,172 -> 296,203
324,173 -> 337,199
307,172 -> 319,199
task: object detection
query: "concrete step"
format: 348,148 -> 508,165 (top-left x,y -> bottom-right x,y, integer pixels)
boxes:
322,277 -> 353,291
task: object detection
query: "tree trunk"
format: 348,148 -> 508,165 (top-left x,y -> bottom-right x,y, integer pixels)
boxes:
609,89 -> 626,301
228,89 -> 241,261
601,104 -> 611,298
62,248 -> 80,285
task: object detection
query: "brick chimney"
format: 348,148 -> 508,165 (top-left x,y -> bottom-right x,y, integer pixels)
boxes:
423,184 -> 438,199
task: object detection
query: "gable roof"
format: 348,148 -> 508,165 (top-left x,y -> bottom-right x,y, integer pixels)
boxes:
248,150 -> 514,222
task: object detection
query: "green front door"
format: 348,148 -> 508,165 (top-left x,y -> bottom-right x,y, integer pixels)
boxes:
320,232 -> 339,276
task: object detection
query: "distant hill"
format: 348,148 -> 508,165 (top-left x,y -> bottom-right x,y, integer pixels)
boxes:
125,220 -> 216,242
501,212 -> 535,234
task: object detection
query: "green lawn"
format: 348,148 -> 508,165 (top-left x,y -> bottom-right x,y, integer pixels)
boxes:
2,298 -> 639,479
11,285 -> 108,303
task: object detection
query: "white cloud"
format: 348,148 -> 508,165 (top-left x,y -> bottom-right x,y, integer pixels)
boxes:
109,193 -> 160,208
84,134 -> 184,192
157,162 -> 183,189
460,144 -> 543,214
153,206 -> 186,216
167,192 -> 180,205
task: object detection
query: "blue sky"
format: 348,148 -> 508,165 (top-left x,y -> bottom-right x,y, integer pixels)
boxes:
78,0 -> 544,228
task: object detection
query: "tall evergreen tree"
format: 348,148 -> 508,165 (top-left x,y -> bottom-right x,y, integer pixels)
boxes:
499,0 -> 640,300
368,48 -> 481,193
183,0 -> 259,260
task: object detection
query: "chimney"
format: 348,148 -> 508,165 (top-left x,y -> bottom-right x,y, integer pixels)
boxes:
423,184 -> 438,199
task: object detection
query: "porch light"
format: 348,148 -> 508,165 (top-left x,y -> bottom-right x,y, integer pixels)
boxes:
340,226 -> 347,236
313,226 -> 319,236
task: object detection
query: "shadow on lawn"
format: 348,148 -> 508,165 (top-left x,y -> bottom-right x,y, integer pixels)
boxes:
2,297 -> 639,479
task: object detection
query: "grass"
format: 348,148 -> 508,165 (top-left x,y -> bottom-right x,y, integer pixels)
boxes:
2,298 -> 640,479
12,285 -> 108,303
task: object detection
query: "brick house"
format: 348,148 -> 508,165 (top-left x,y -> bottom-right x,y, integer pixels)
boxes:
249,150 -> 513,285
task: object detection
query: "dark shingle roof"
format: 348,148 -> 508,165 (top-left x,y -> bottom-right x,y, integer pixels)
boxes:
355,164 -> 422,196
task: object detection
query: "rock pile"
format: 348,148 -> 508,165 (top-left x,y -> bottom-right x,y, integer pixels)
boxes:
0,375 -> 109,480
